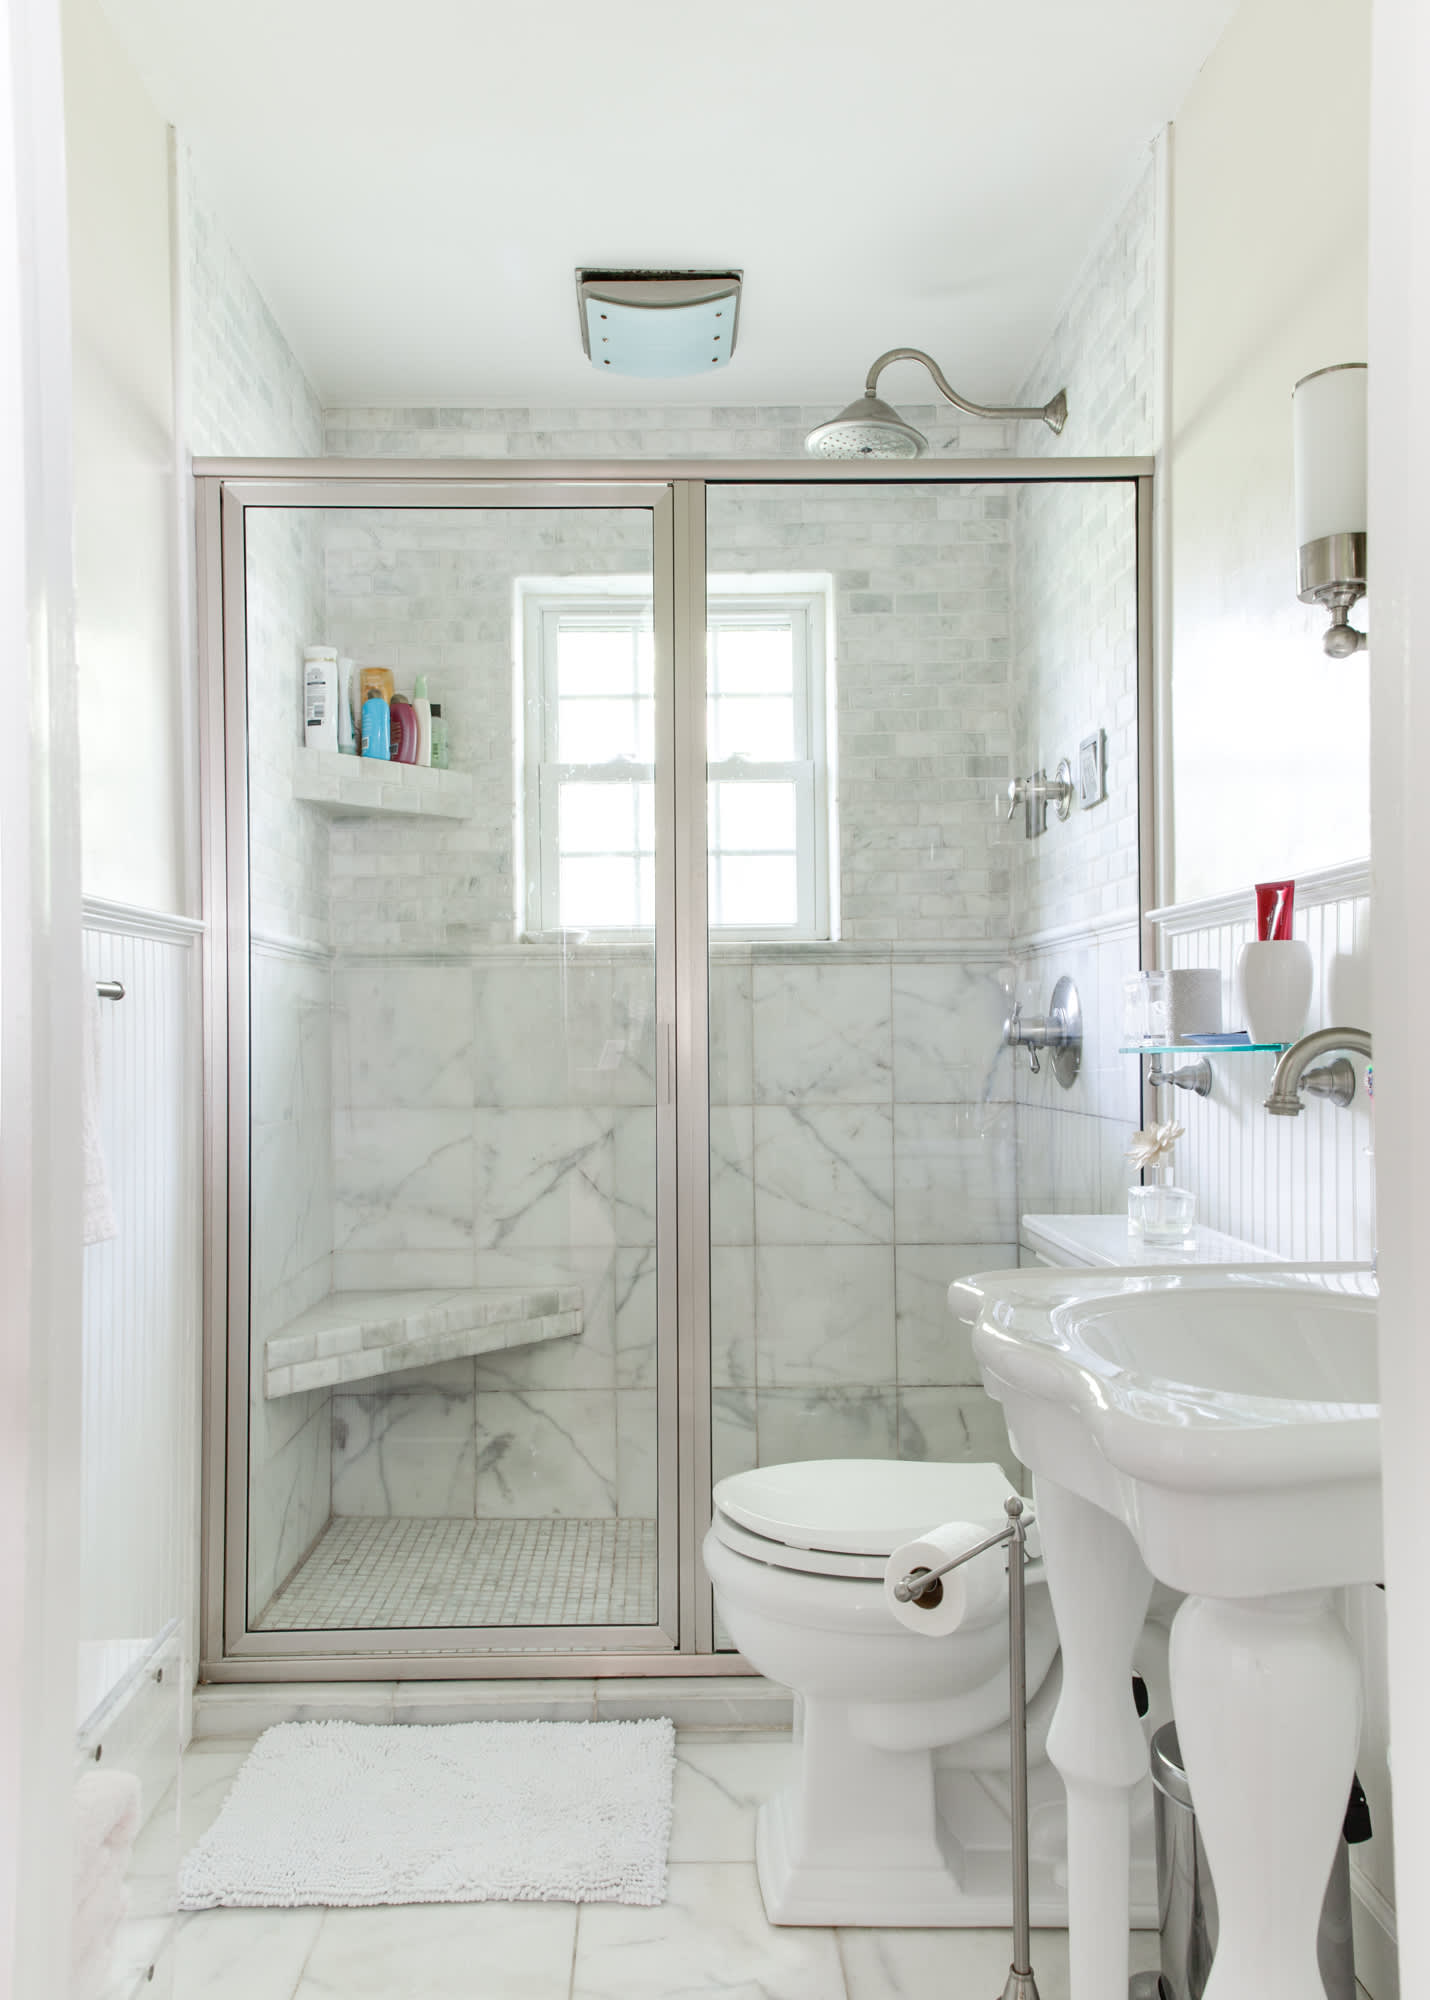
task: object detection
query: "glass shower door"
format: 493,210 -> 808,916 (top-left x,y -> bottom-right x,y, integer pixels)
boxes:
228,485 -> 679,1657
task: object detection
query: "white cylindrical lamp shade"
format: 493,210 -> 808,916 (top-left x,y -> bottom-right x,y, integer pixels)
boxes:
1292,363 -> 1367,547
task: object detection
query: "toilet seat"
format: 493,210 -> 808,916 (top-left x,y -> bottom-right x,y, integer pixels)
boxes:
711,1459 -> 1022,1581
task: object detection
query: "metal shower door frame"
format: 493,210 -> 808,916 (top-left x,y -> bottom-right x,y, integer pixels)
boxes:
196,455 -> 1156,1682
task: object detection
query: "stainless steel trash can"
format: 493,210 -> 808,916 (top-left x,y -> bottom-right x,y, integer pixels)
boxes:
1149,1722 -> 1358,2000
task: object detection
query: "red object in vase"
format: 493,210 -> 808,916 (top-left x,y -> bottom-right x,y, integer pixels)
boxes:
1255,879 -> 1296,942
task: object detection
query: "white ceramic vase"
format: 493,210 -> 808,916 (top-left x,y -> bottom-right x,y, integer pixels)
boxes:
1234,939 -> 1313,1045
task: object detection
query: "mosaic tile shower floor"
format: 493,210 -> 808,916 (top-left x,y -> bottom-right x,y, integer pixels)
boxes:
256,1517 -> 660,1631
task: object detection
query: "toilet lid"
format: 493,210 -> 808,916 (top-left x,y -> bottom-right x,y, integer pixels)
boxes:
713,1458 -> 1017,1559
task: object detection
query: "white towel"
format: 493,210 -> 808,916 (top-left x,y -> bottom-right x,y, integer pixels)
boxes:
82,986 -> 116,1246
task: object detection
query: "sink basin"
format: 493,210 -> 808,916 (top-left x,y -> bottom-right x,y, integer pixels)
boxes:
956,1266 -> 1380,1596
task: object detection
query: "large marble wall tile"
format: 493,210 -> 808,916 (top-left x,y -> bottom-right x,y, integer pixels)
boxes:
251,955 -> 332,1128
612,1108 -> 657,1246
333,1108 -> 474,1252
1098,1115 -> 1139,1212
472,959 -> 656,1108
471,1247 -> 617,1391
892,1102 -> 1015,1242
753,1105 -> 894,1245
754,1246 -> 894,1387
1095,928 -> 1142,1126
752,964 -> 892,1104
710,1247 -> 755,1389
251,1115 -> 332,1327
711,1389 -> 757,1486
473,1108 -> 615,1250
756,1386 -> 897,1465
710,1107 -> 755,1245
1013,1101 -> 1101,1216
474,1389 -> 618,1518
247,1398 -> 330,1617
892,960 -> 1013,1105
332,965 -> 475,1109
332,1247 -> 476,1292
895,1244 -> 1016,1387
897,1386 -> 1020,1482
708,961 -> 753,1106
331,1367 -> 478,1517
615,1390 -> 658,1517
614,1246 -> 657,1389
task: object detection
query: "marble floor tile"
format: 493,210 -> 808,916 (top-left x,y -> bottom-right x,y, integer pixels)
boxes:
179,1750 -> 252,1856
837,1923 -> 1161,2000
572,1861 -> 845,1999
294,1902 -> 578,1998
669,1735 -> 793,1862
174,1907 -> 323,2000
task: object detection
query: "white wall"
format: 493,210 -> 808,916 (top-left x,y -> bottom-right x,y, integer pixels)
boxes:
64,0 -> 187,918
1169,0 -> 1371,903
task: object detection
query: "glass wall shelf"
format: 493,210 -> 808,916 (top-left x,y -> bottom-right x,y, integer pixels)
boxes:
1119,1040 -> 1289,1056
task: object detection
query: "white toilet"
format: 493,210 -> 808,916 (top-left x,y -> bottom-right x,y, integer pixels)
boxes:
703,1457 -> 1074,1928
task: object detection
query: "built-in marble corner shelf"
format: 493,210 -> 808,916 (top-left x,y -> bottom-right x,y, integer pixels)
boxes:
292,750 -> 473,820
264,1285 -> 583,1398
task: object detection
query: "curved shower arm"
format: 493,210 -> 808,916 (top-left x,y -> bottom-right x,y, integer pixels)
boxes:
864,348 -> 1068,434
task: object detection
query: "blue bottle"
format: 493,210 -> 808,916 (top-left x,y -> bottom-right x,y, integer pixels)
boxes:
360,690 -> 390,760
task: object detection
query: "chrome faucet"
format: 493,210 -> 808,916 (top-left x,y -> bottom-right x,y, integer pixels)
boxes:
1264,1026 -> 1371,1116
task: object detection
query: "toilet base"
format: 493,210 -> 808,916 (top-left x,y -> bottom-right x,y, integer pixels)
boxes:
756,1767 -> 1163,1930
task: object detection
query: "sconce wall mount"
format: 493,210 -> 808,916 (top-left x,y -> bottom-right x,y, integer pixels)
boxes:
1293,363 -> 1368,658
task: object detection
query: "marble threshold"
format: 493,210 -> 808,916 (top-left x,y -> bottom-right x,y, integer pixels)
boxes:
264,1286 -> 583,1398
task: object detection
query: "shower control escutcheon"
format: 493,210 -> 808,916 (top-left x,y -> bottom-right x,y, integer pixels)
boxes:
1003,978 -> 1082,1088
1004,762 -> 1074,839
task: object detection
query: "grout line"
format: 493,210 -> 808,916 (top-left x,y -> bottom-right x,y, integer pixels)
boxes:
567,1904 -> 582,2000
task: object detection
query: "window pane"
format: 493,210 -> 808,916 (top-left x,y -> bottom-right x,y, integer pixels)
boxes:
712,854 -> 798,929
709,695 -> 793,760
560,856 -> 641,929
635,629 -> 654,694
558,627 -> 640,697
560,782 -> 638,854
713,625 -> 793,693
710,781 -> 796,851
559,697 -> 651,763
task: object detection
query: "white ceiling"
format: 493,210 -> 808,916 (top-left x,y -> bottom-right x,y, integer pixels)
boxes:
99,0 -> 1239,409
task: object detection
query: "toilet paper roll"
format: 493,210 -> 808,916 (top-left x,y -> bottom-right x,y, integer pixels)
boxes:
882,1521 -> 1007,1638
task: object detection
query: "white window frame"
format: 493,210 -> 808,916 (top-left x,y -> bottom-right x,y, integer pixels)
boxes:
518,572 -> 835,941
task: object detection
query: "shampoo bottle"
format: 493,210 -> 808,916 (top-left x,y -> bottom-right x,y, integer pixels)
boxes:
336,657 -> 357,755
429,702 -> 449,770
360,688 -> 390,760
303,646 -> 339,753
413,674 -> 433,767
390,692 -> 418,764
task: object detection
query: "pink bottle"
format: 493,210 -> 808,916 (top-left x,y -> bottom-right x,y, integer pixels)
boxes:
389,694 -> 419,764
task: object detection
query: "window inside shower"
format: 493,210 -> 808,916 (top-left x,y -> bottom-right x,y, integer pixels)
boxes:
206,467 -> 1147,1672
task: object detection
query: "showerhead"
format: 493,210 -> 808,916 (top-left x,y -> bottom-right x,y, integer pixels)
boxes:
804,348 -> 1068,460
803,394 -> 928,460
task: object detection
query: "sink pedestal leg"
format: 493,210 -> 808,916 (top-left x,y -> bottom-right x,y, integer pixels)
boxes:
1170,1589 -> 1362,2000
1035,1477 -> 1154,2000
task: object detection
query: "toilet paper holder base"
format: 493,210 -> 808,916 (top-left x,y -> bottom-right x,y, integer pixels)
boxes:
893,1496 -> 1041,2000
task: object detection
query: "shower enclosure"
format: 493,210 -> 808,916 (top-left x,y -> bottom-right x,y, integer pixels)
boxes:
197,458 -> 1153,1677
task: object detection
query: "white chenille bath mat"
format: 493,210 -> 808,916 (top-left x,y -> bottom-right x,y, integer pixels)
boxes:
178,1718 -> 675,1910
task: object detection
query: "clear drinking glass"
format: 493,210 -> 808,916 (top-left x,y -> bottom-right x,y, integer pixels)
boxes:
1121,970 -> 1169,1046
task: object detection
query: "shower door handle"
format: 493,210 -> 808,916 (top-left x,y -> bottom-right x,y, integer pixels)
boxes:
656,1022 -> 675,1105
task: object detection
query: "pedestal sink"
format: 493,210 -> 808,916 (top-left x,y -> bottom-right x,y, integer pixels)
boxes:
952,1265 -> 1379,2000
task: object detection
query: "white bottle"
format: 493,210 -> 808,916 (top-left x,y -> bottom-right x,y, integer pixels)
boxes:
303,646 -> 339,753
413,673 -> 433,767
336,657 -> 357,755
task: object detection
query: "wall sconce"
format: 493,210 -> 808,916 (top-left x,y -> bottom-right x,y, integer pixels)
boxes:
1293,362 -> 1367,657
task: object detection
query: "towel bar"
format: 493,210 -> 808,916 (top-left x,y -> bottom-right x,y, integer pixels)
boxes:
96,980 -> 124,1001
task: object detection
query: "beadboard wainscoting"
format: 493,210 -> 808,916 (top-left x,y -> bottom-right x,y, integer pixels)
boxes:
80,898 -> 205,1996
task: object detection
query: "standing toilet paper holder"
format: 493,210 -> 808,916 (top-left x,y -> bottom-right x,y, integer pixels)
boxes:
892,1496 -> 1040,2000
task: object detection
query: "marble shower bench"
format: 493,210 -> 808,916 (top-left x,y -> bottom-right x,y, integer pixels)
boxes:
263,1285 -> 583,1398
